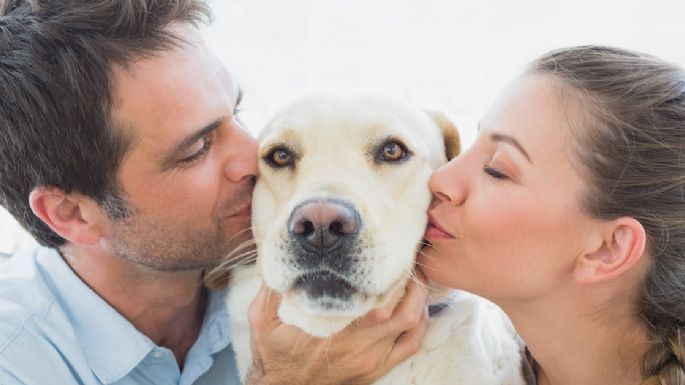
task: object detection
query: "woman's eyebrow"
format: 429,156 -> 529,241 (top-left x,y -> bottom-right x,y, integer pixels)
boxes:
490,133 -> 532,163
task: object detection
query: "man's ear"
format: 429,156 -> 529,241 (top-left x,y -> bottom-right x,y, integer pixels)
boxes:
573,217 -> 647,285
28,186 -> 105,246
426,110 -> 461,160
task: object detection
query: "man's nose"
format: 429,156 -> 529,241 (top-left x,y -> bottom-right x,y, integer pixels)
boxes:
223,122 -> 258,182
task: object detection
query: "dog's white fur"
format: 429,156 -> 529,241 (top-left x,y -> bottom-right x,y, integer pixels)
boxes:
224,95 -> 524,385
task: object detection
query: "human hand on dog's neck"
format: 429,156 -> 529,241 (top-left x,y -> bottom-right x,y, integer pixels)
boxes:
60,244 -> 208,369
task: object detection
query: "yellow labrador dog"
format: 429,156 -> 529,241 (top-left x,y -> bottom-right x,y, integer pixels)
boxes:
209,95 -> 524,385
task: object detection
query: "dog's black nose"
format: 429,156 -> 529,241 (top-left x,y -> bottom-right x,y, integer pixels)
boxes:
288,200 -> 359,253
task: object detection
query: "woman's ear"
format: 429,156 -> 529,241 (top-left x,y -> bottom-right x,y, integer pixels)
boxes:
425,110 -> 461,160
28,186 -> 105,246
573,217 -> 647,284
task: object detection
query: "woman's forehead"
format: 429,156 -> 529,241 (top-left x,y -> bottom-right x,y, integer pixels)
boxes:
485,76 -> 573,136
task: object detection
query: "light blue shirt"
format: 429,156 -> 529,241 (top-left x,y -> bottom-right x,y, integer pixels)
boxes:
0,246 -> 241,385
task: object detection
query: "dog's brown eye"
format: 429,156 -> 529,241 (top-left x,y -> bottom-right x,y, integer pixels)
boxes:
381,142 -> 405,161
268,148 -> 293,167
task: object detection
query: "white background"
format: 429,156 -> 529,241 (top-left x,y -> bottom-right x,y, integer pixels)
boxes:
3,0 -> 685,255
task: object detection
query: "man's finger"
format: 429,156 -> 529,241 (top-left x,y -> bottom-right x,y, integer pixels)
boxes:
413,265 -> 428,284
387,273 -> 429,330
362,266 -> 429,326
362,286 -> 406,326
248,282 -> 282,328
385,307 -> 429,368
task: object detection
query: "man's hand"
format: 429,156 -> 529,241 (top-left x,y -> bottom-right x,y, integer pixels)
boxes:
245,270 -> 430,385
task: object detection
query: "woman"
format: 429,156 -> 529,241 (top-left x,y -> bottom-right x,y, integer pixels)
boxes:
418,45 -> 685,385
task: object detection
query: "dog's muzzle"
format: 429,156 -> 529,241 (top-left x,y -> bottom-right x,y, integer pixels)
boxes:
287,198 -> 362,300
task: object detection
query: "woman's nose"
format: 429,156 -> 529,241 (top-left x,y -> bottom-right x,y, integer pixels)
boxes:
428,157 -> 467,206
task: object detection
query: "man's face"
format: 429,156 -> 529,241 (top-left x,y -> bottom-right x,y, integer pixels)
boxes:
104,26 -> 257,271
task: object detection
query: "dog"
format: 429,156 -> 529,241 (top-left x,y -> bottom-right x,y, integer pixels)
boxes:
207,95 -> 524,385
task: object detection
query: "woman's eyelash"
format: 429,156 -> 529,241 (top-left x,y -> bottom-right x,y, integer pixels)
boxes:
180,134 -> 213,164
483,165 -> 509,179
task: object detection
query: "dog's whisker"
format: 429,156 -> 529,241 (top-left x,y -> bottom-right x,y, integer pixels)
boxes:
407,267 -> 427,285
219,240 -> 258,264
298,333 -> 315,356
413,258 -> 431,268
232,237 -> 258,250
416,241 -> 442,253
289,332 -> 308,364
225,247 -> 257,261
415,245 -> 440,255
266,287 -> 274,308
218,250 -> 258,268
415,256 -> 432,264
416,240 -> 437,250
305,334 -> 315,347
351,316 -> 362,330
403,270 -> 419,284
227,226 -> 255,240
401,272 -> 429,291
203,246 -> 259,285
414,249 -> 436,260
324,336 -> 333,379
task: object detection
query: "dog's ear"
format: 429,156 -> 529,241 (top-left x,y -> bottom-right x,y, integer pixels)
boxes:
425,110 -> 461,160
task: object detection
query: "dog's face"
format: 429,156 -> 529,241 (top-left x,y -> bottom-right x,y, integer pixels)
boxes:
253,95 -> 459,336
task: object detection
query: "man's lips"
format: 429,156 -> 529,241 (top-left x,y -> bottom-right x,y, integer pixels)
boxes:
424,213 -> 454,240
220,178 -> 255,220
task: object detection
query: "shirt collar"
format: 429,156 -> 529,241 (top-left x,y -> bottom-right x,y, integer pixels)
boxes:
200,287 -> 230,355
37,247 -> 154,383
178,287 -> 230,384
36,247 -> 231,384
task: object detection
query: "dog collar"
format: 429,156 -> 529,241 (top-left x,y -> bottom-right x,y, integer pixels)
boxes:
428,299 -> 452,318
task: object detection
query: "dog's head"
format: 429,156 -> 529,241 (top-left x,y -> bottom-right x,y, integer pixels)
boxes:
253,95 -> 459,336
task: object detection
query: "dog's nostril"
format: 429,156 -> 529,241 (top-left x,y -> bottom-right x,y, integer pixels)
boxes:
329,220 -> 343,235
291,218 -> 315,236
302,220 -> 315,237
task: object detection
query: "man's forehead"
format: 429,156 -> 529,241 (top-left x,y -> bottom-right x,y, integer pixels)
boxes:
110,31 -> 231,99
108,28 -> 238,155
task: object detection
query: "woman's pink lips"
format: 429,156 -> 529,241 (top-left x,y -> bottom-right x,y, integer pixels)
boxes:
424,214 -> 454,240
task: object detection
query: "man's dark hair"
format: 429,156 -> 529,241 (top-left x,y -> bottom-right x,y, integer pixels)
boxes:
0,0 -> 211,247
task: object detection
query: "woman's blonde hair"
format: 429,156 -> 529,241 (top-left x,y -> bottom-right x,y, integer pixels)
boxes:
529,45 -> 685,385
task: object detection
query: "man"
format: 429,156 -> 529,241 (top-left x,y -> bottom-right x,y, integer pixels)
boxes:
0,1 -> 429,385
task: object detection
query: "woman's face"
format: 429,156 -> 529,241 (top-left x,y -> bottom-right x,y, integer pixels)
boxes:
418,74 -> 602,303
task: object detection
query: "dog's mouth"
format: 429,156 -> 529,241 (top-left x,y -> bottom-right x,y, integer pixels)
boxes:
293,271 -> 358,304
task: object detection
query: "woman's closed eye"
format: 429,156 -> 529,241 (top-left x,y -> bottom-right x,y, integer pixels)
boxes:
483,165 -> 509,179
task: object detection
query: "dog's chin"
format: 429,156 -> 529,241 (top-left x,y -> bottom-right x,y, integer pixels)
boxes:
277,292 -> 374,337
274,273 -> 414,337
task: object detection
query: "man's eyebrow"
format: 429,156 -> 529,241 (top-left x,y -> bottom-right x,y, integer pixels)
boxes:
161,117 -> 224,168
490,133 -> 532,163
